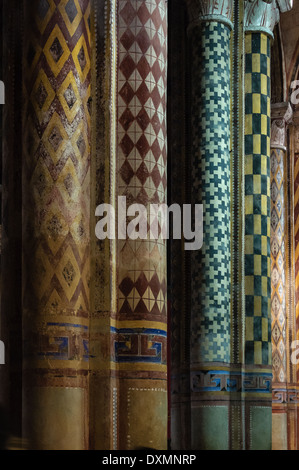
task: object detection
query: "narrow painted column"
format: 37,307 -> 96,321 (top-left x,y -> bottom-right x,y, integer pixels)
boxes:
89,0 -> 115,451
244,29 -> 272,449
90,0 -> 168,450
186,0 -> 233,450
114,0 -> 168,450
270,104 -> 295,450
22,0 -> 91,450
292,110 -> 299,450
243,0 -> 285,450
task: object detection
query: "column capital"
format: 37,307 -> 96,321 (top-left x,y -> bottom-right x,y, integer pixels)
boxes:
245,0 -> 293,39
185,0 -> 233,30
271,102 -> 293,150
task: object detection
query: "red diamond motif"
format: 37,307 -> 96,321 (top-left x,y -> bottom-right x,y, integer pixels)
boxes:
151,139 -> 161,161
151,87 -> 162,109
136,161 -> 150,185
151,7 -> 162,29
136,108 -> 150,131
120,159 -> 134,185
136,82 -> 150,106
136,28 -> 151,54
119,108 -> 135,132
135,299 -> 149,314
152,31 -> 163,56
136,187 -> 149,205
119,277 -> 134,296
120,55 -> 136,80
119,299 -> 133,314
137,3 -> 151,24
151,112 -> 161,135
119,82 -> 135,105
136,134 -> 150,157
135,272 -> 148,297
136,56 -> 151,80
152,60 -> 162,82
151,191 -> 160,204
150,301 -> 161,315
120,134 -> 134,156
151,164 -> 162,188
120,1 -> 136,26
120,29 -> 135,51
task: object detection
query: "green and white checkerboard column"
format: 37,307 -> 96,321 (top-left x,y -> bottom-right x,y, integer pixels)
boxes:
190,18 -> 232,367
187,4 -> 233,449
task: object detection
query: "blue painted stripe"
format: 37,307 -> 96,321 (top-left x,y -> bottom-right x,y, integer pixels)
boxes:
47,322 -> 89,331
110,327 -> 167,337
199,370 -> 272,377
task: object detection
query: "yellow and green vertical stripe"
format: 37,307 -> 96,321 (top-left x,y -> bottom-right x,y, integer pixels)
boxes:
244,32 -> 271,366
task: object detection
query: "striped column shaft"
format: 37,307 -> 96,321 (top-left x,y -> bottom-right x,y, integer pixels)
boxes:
189,19 -> 232,450
114,0 -> 168,450
292,123 -> 299,450
22,0 -> 91,450
244,31 -> 272,449
89,0 -> 115,451
295,139 -> 299,371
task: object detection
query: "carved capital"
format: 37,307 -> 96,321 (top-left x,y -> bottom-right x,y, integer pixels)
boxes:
185,0 -> 233,30
245,0 -> 293,38
271,102 -> 293,149
276,0 -> 293,13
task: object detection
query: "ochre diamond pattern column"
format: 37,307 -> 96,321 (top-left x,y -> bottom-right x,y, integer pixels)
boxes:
22,0 -> 91,450
115,0 -> 168,450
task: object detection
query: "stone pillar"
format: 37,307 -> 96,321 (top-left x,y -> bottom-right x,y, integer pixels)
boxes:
186,0 -> 233,450
91,0 -> 168,450
115,0 -> 168,450
22,0 -> 91,450
244,0 -> 292,450
270,103 -> 296,450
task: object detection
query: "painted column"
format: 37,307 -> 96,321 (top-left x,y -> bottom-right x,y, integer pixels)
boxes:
186,0 -> 233,450
90,0 -> 168,450
22,0 -> 91,450
243,0 -> 293,450
89,0 -> 116,451
270,103 -> 296,450
290,109 -> 299,449
115,0 -> 168,450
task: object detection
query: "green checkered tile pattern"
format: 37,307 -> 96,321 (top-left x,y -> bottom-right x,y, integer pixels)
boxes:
244,33 -> 271,366
191,22 -> 231,364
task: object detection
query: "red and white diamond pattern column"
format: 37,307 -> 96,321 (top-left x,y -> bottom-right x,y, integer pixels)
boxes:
115,0 -> 168,450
